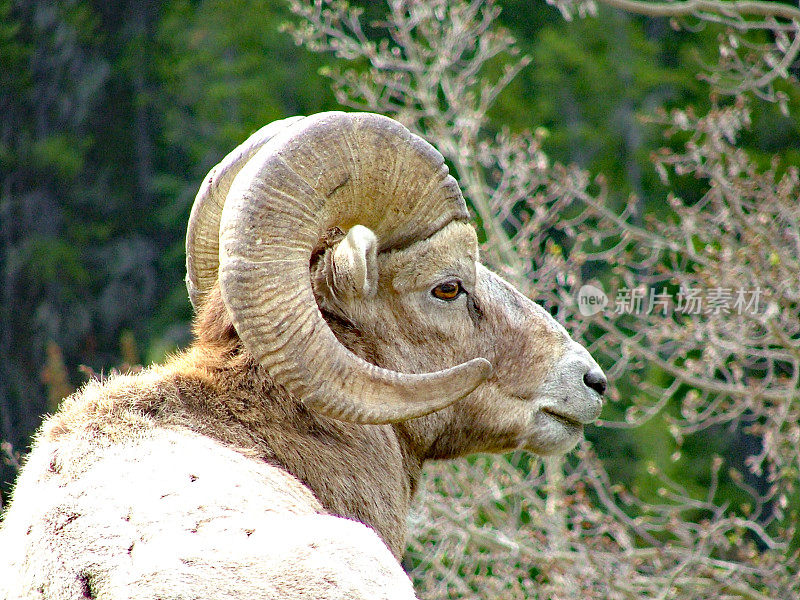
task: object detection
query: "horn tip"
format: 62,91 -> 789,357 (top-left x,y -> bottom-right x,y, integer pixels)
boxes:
470,357 -> 493,381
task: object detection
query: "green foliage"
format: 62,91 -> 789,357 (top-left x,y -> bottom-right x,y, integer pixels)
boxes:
156,0 -> 335,163
29,134 -> 88,178
20,237 -> 90,288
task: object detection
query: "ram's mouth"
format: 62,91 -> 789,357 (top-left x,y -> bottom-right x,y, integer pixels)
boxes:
541,407 -> 584,430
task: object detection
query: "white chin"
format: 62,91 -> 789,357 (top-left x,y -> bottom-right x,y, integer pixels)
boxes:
522,411 -> 584,455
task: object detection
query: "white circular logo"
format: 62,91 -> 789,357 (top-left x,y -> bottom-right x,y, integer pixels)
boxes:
576,284 -> 608,316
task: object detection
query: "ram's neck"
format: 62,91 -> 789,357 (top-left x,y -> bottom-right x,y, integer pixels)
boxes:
186,287 -> 424,557
173,341 -> 421,558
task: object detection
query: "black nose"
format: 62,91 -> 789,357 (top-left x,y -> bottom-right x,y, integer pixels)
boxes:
583,369 -> 607,396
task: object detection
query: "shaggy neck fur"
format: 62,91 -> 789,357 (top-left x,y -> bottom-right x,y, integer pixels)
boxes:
182,285 -> 427,556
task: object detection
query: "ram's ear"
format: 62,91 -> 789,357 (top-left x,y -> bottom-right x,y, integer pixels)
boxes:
327,225 -> 379,301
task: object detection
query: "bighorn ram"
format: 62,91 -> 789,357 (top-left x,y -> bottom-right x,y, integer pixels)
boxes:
0,112 -> 606,599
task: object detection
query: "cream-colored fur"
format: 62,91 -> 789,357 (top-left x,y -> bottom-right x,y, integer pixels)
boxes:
1,426 -> 413,599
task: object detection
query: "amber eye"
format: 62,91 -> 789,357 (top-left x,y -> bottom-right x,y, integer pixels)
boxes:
431,281 -> 463,301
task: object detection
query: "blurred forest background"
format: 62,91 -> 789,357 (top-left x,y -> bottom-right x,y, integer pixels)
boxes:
1,0 -> 799,597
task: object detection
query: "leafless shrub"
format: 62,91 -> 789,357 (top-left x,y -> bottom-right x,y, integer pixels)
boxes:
408,449 -> 794,599
287,1 -> 798,597
555,0 -> 800,109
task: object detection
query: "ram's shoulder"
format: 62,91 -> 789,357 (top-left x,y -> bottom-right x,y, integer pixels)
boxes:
1,428 -> 330,598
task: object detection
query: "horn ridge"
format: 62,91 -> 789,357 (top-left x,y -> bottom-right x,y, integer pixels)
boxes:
186,116 -> 306,309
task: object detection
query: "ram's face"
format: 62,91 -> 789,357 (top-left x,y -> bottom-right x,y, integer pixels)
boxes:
314,221 -> 605,455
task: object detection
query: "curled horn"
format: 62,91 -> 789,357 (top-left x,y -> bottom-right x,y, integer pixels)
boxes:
186,117 -> 305,310
191,112 -> 491,424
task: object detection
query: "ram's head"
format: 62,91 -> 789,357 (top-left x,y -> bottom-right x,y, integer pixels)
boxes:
186,112 -> 604,455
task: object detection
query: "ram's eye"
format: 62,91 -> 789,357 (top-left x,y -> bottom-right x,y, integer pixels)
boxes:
431,281 -> 463,301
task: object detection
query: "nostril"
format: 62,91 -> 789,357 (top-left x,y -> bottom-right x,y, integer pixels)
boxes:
583,369 -> 607,396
